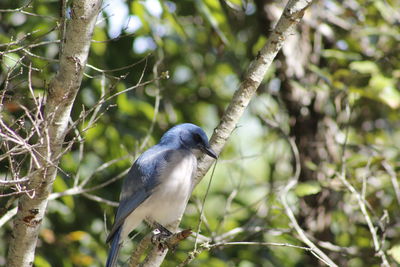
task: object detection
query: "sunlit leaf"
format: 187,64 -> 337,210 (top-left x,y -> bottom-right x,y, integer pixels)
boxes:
161,1 -> 187,39
308,64 -> 332,85
72,254 -> 94,266
131,1 -> 150,33
117,93 -> 136,115
388,244 -> 400,264
369,75 -> 400,109
295,182 -> 321,197
34,255 -> 52,267
2,53 -> 20,70
322,49 -> 362,61
91,27 -> 107,55
54,176 -> 74,209
350,61 -> 379,74
304,160 -> 318,171
374,0 -> 397,24
196,0 -> 231,45
252,36 -> 266,55
225,0 -> 242,7
66,231 -> 89,242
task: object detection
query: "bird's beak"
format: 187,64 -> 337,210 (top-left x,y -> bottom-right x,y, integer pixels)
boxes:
201,145 -> 218,159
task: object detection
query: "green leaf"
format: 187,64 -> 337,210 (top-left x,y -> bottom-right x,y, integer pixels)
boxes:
117,93 -> 136,115
54,176 -> 74,209
304,160 -> 318,171
349,61 -> 379,74
91,27 -> 107,55
322,49 -> 362,61
308,64 -> 332,85
388,244 -> 400,264
131,1 -> 150,34
374,0 -> 396,24
134,98 -> 155,120
369,75 -> 400,109
252,36 -> 267,55
295,182 -> 321,197
161,1 -> 187,40
34,255 -> 52,267
2,53 -> 20,70
84,123 -> 104,143
196,0 -> 231,45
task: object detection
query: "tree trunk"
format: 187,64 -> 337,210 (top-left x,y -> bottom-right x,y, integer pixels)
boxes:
6,1 -> 102,266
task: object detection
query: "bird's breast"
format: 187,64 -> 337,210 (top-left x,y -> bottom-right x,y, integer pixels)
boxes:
145,150 -> 197,226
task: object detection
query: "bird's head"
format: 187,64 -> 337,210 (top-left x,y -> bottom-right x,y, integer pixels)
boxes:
160,123 -> 217,159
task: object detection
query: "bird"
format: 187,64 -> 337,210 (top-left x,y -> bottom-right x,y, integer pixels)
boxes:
106,123 -> 217,267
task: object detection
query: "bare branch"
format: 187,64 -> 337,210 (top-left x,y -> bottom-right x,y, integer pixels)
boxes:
0,207 -> 18,229
82,193 -> 119,207
260,114 -> 338,266
336,101 -> 390,267
178,240 -> 315,267
0,178 -> 29,186
279,135 -> 338,267
382,160 -> 400,207
0,1 -> 56,20
86,55 -> 149,73
0,189 -> 35,198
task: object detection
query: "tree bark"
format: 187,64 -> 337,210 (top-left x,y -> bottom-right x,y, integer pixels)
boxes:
6,0 -> 102,266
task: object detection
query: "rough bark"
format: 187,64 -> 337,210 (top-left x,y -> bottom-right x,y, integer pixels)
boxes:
6,0 -> 102,266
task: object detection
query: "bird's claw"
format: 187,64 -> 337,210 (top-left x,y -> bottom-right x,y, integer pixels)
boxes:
152,222 -> 173,235
151,228 -> 174,252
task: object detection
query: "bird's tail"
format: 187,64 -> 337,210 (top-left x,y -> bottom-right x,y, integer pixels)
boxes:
106,226 -> 122,267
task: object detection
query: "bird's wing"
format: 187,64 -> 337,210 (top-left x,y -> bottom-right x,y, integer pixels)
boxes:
106,146 -> 172,243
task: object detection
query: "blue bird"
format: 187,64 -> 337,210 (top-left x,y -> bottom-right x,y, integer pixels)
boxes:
106,123 -> 217,267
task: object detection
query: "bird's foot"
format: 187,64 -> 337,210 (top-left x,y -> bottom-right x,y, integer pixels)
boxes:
150,226 -> 192,252
153,222 -> 173,236
151,228 -> 171,252
150,222 -> 172,252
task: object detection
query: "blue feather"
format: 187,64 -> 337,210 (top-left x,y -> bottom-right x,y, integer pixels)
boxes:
106,226 -> 122,267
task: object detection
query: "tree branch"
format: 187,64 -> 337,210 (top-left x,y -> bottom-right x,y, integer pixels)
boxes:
138,0 -> 314,265
195,0 -> 313,184
6,1 -> 103,266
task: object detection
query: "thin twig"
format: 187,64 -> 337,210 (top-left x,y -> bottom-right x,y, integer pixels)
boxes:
0,207 -> 18,228
0,178 -> 29,186
139,53 -> 163,151
382,160 -> 400,207
179,240 -> 315,266
337,100 -> 390,267
194,161 -> 218,251
0,189 -> 35,198
86,55 -> 149,73
82,193 -> 119,207
262,116 -> 338,266
211,241 -> 314,251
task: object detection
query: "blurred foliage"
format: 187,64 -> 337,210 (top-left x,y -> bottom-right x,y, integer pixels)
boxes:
1,0 -> 400,266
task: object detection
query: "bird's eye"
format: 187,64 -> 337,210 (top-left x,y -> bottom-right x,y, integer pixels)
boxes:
193,133 -> 202,143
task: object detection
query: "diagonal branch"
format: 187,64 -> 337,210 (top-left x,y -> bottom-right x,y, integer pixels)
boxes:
136,0 -> 314,266
195,0 -> 313,184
